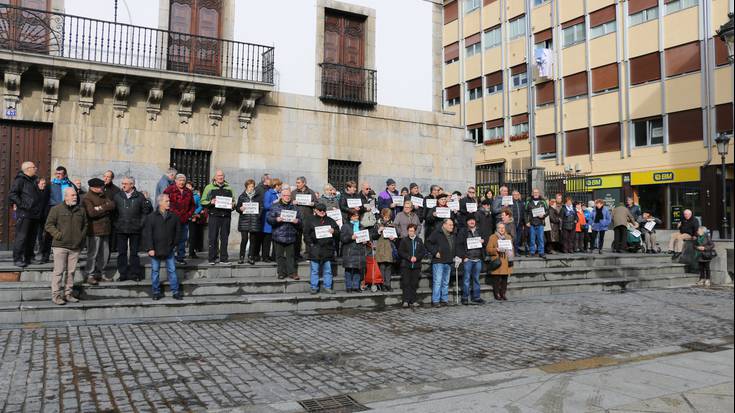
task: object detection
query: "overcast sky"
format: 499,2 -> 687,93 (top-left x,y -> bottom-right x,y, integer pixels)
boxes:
64,0 -> 434,111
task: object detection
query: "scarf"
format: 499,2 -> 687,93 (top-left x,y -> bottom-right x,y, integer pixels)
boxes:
595,207 -> 603,223
442,228 -> 453,251
351,220 -> 360,234
246,190 -> 255,198
52,177 -> 72,195
496,232 -> 514,260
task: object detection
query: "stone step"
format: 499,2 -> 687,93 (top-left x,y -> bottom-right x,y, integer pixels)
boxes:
0,273 -> 699,325
2,263 -> 688,302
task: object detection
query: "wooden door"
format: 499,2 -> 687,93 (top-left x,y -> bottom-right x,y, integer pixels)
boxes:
323,10 -> 366,100
0,121 -> 52,250
168,0 -> 222,76
0,0 -> 51,54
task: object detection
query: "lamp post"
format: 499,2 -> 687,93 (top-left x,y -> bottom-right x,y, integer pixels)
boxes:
715,134 -> 731,239
717,13 -> 734,62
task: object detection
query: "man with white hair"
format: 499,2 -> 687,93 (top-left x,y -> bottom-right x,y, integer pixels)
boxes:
668,209 -> 699,259
112,176 -> 152,281
164,173 -> 195,264
201,169 -> 235,265
8,161 -> 44,267
142,193 -> 182,300
44,187 -> 87,305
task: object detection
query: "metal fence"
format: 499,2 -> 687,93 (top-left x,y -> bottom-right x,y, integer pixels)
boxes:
319,63 -> 377,107
0,4 -> 275,84
476,164 -> 590,201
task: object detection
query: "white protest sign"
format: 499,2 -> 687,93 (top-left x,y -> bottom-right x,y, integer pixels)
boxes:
347,198 -> 363,208
411,196 -> 424,208
214,196 -> 232,209
425,198 -> 437,209
532,207 -> 545,218
382,227 -> 397,239
392,195 -> 404,205
242,202 -> 259,214
294,194 -> 313,206
448,200 -> 460,211
280,209 -> 297,222
502,196 -> 513,206
466,237 -> 483,250
326,209 -> 343,228
315,225 -> 333,239
435,207 -> 451,219
630,229 -> 641,238
644,221 -> 656,232
355,229 -> 370,243
498,239 -> 513,251
466,202 -> 478,213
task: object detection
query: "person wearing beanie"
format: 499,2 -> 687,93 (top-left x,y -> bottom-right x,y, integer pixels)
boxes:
378,178 -> 401,219
82,177 -> 115,284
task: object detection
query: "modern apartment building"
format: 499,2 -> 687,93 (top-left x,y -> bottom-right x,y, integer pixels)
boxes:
441,0 -> 734,233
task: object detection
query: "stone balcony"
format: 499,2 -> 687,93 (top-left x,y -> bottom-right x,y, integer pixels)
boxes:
0,3 -> 274,127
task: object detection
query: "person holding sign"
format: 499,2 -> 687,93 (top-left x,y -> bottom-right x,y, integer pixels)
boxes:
395,200 -> 422,239
375,208 -> 398,292
267,189 -> 302,280
486,222 -> 514,301
476,199 -> 495,242
425,194 -> 454,240
340,210 -> 369,293
293,177 -> 318,262
426,219 -> 459,307
524,188 -> 548,258
398,224 -> 426,308
406,183 -> 424,213
491,186 -> 510,222
377,178 -> 402,219
457,186 -> 479,231
236,179 -> 263,265
637,211 -> 662,254
162,174 -> 195,265
423,185 -> 441,233
303,203 -> 339,294
339,181 -> 363,220
201,170 -> 235,265
561,197 -> 579,254
456,216 -> 486,305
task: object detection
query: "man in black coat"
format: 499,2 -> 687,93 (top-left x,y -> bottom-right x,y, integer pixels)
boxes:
426,219 -> 460,307
142,194 -> 182,300
456,216 -> 486,305
7,161 -> 44,267
303,203 -> 340,294
113,176 -> 153,281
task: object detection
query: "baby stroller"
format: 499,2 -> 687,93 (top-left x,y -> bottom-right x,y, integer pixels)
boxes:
626,228 -> 643,253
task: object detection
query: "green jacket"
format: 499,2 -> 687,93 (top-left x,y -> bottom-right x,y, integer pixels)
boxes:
201,180 -> 235,217
44,203 -> 88,250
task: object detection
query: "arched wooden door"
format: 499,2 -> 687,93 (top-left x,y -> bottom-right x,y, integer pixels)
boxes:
167,0 -> 222,76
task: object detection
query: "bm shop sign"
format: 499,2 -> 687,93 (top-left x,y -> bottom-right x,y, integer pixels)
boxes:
631,168 -> 700,186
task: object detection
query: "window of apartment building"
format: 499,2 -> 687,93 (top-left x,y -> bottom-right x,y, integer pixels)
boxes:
665,41 -> 701,77
485,119 -> 504,144
485,71 -> 503,94
716,103 -> 734,134
629,4 -> 658,26
328,160 -> 360,192
484,26 -> 501,49
509,15 -> 527,40
536,80 -> 555,106
566,129 -> 590,156
445,85 -> 461,107
468,123 -> 484,144
444,42 -> 459,64
510,64 -> 528,88
669,109 -> 703,144
665,0 -> 698,15
534,0 -> 551,6
564,71 -> 588,99
715,36 -> 730,66
633,117 -> 664,147
466,77 -> 483,101
464,0 -> 481,13
465,33 -> 482,58
510,114 -> 529,140
444,1 -> 458,24
630,52 -> 661,85
534,29 -> 553,51
591,63 -> 619,93
170,149 -> 211,192
562,17 -> 585,47
537,134 -> 556,159
589,5 -> 616,40
594,123 -> 621,153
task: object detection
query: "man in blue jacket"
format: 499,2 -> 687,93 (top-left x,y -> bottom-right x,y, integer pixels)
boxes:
267,189 -> 302,280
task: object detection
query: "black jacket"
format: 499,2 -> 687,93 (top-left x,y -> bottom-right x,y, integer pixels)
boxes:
679,216 -> 699,237
561,205 -> 578,231
457,196 -> 479,229
8,171 -> 44,219
142,210 -> 181,258
398,236 -> 427,270
456,227 -> 485,260
304,214 -> 340,261
425,205 -> 456,240
340,222 -> 368,270
339,192 -> 364,221
425,227 -> 457,264
509,198 -> 526,226
113,190 -> 153,234
525,198 -> 548,227
236,191 -> 262,232
476,208 -> 495,241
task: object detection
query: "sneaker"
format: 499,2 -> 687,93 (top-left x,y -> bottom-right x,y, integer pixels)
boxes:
86,277 -> 98,286
431,303 -> 440,308
14,260 -> 28,268
238,257 -> 245,264
472,298 -> 486,305
209,261 -> 217,266
696,279 -> 705,286
411,302 -> 421,308
704,280 -> 711,287
64,295 -> 79,303
248,258 -> 256,265
461,298 -> 469,306
402,302 -> 409,308
173,293 -> 183,300
440,301 -> 449,307
102,275 -> 114,282
152,293 -> 163,301
219,260 -> 229,265
323,288 -> 335,295
310,288 -> 319,295
52,296 -> 65,305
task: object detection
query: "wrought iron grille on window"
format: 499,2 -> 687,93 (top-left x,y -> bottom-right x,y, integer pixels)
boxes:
170,149 -> 211,192
328,160 -> 360,193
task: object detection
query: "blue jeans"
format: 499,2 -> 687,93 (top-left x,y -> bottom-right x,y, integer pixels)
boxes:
432,263 -> 451,303
529,224 -> 545,255
151,252 -> 179,295
344,268 -> 361,291
310,260 -> 333,290
463,260 -> 482,300
514,222 -> 524,253
177,222 -> 189,260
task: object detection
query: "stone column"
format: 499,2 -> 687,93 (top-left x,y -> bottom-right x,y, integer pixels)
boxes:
431,1 -> 444,113
528,167 -> 546,196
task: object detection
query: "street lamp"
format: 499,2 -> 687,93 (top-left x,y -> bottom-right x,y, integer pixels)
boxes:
715,133 -> 731,239
717,13 -> 734,62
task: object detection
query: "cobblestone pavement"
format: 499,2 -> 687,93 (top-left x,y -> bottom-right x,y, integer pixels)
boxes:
0,287 -> 732,412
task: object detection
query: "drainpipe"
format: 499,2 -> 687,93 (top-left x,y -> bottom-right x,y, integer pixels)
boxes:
527,0 -> 537,168
702,0 -> 714,167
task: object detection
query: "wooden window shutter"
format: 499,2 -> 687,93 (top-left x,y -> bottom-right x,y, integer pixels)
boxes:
535,28 -> 552,42
486,118 -> 504,128
593,123 -> 621,153
467,77 -> 482,90
511,113 -> 528,125
465,33 -> 481,46
566,128 -> 590,156
537,134 -> 556,154
445,42 -> 459,63
668,109 -> 703,144
511,63 -> 527,75
628,0 -> 657,14
536,81 -> 555,105
590,5 -> 616,27
665,41 -> 701,77
591,63 -> 619,93
564,71 -> 588,98
562,16 -> 585,29
485,71 -> 503,87
716,103 -> 734,133
630,52 -> 661,85
445,85 -> 460,100
444,1 -> 458,24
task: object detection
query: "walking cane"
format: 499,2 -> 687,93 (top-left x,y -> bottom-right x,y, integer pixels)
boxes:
454,260 -> 460,305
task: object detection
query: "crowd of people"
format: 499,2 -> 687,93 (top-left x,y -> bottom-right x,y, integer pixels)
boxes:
8,161 -> 716,306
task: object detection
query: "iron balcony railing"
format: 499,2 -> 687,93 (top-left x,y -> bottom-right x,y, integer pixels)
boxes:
0,4 -> 274,84
319,62 -> 377,107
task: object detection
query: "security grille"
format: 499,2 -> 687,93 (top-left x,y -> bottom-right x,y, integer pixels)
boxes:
328,159 -> 360,193
298,394 -> 369,413
170,149 -> 211,192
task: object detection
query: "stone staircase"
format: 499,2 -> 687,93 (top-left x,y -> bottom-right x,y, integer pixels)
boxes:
0,253 -> 696,326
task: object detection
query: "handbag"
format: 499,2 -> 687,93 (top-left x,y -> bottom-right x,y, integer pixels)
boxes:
360,211 -> 376,227
485,255 -> 502,272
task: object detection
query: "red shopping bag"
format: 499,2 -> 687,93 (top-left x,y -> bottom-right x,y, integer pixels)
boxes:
364,255 -> 384,285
